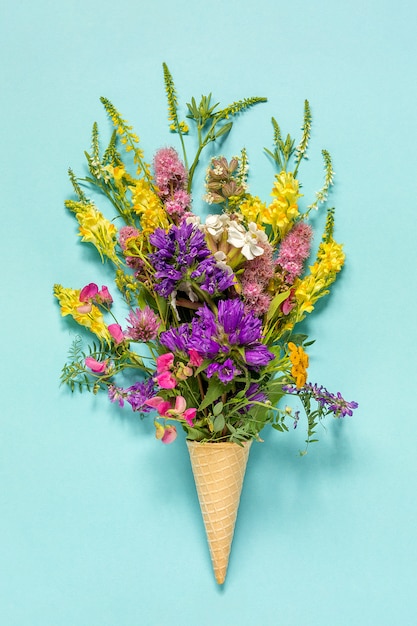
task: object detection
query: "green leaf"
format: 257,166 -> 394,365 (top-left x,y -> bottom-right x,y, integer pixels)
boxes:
213,414 -> 225,432
198,378 -> 226,412
266,288 -> 291,322
212,401 -> 223,416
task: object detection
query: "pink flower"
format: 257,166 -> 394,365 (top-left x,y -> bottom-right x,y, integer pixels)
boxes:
85,356 -> 108,374
153,147 -> 188,197
277,222 -> 313,282
281,290 -> 296,315
155,371 -> 177,389
161,425 -> 178,444
146,396 -> 172,416
118,225 -> 140,250
156,352 -> 175,373
125,306 -> 160,342
188,349 -> 204,367
146,395 -> 197,427
79,283 -> 98,302
97,286 -> 113,305
108,323 -> 124,344
154,421 -> 178,444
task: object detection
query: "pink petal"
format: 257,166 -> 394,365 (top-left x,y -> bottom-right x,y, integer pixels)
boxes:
188,349 -> 204,367
183,408 -> 197,426
85,357 -> 107,373
76,303 -> 93,314
161,425 -> 177,444
108,323 -> 124,344
79,283 -> 98,302
174,395 -> 187,414
145,396 -> 165,409
155,371 -> 177,390
98,285 -> 113,305
156,352 -> 175,373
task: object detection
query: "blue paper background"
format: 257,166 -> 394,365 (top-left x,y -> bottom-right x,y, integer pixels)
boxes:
1,1 -> 417,624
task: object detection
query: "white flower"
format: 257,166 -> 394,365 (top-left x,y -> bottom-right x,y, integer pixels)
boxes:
213,251 -> 233,275
204,214 -> 231,240
227,221 -> 267,261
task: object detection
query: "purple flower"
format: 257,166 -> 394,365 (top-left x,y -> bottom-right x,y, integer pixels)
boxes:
149,222 -> 234,299
283,383 -> 358,418
125,379 -> 156,412
160,299 -> 274,382
108,379 -> 156,413
206,358 -> 241,383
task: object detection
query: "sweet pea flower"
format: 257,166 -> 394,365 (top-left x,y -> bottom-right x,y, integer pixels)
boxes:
108,323 -> 124,344
79,283 -> 99,302
155,371 -> 177,389
188,348 -> 204,367
85,356 -> 108,374
97,285 -> 113,305
156,353 -> 175,373
146,395 -> 197,427
154,421 -> 178,444
161,425 -> 178,444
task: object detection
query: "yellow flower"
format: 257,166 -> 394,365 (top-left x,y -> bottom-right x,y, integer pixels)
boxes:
293,239 -> 345,320
53,284 -> 111,342
238,195 -> 267,224
261,171 -> 302,238
315,240 -> 345,275
74,203 -> 119,264
288,342 -> 309,388
130,179 -> 169,235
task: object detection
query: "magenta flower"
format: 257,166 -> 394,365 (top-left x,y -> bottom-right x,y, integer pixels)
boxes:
155,371 -> 177,389
188,349 -> 204,367
108,323 -> 124,344
97,286 -> 113,305
85,356 -> 108,374
79,283 -> 98,302
156,352 -> 175,373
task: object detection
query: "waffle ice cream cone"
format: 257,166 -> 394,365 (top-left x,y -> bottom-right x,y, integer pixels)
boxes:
187,440 -> 252,585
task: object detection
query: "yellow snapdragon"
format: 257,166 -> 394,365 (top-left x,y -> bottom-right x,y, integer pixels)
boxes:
53,284 -> 111,342
130,179 -> 169,235
261,171 -> 302,238
294,239 -> 345,319
73,203 -> 119,264
238,195 -> 267,224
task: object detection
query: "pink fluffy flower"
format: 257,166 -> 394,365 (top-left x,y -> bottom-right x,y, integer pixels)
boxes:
124,306 -> 160,342
277,222 -> 313,282
153,147 -> 188,197
118,225 -> 140,251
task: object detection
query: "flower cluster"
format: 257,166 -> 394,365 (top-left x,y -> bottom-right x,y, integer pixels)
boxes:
54,65 -> 357,452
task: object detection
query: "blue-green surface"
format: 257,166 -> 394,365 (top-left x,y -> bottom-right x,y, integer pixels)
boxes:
1,1 -> 417,624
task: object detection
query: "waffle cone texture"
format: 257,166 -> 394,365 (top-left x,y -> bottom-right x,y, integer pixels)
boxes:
187,440 -> 252,585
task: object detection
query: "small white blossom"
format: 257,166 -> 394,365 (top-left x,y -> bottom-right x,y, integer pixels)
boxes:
204,214 -> 231,241
227,221 -> 266,261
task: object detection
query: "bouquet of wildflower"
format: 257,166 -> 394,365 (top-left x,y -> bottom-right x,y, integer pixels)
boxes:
54,64 -> 357,454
